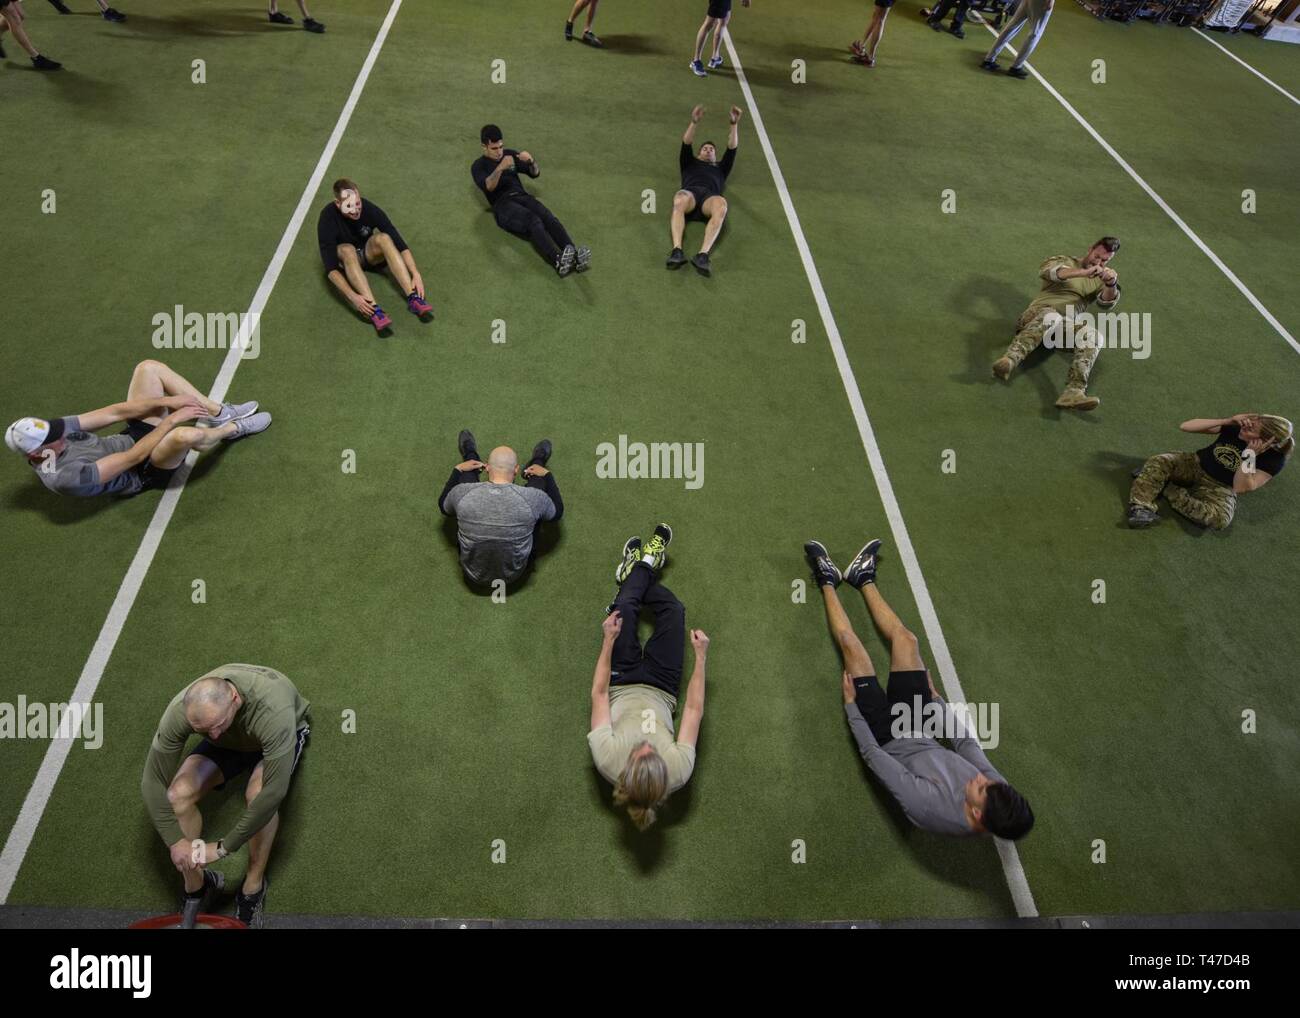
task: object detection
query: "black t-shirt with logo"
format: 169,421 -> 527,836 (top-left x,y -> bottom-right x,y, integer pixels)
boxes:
316,199 -> 407,273
679,142 -> 735,198
1197,424 -> 1287,487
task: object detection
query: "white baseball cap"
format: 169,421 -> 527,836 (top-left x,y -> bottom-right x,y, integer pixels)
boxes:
4,417 -> 52,455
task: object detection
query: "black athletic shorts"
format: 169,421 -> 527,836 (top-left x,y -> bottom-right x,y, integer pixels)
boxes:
708,0 -> 732,17
189,724 -> 311,791
121,419 -> 180,492
684,186 -> 719,221
852,669 -> 932,746
875,0 -> 896,7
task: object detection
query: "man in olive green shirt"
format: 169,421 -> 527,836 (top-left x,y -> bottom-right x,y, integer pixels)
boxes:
141,663 -> 310,928
992,236 -> 1122,411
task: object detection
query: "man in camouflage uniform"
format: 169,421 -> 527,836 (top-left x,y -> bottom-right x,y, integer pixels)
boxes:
992,236 -> 1121,411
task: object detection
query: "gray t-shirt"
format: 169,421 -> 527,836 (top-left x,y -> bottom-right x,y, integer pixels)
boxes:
441,481 -> 556,585
845,702 -> 1005,837
33,417 -> 142,498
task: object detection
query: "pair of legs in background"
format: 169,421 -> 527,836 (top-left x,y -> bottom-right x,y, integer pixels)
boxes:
982,0 -> 1054,76
565,0 -> 601,45
851,0 -> 894,67
1129,452 -> 1235,530
925,0 -> 970,37
993,305 -> 1102,411
692,0 -> 741,73
1,0 -> 61,69
165,726 -> 309,926
268,0 -> 324,32
669,189 -> 728,276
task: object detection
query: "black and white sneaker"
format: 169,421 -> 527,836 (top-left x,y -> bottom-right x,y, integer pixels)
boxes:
303,17 -> 325,33
269,10 -> 294,24
235,878 -> 268,929
666,247 -> 687,270
527,439 -> 552,469
32,54 -> 63,71
204,400 -> 258,426
565,20 -> 575,41
1127,505 -> 1159,529
640,523 -> 673,572
574,245 -> 592,273
179,869 -> 225,929
803,541 -> 842,589
458,429 -> 480,462
844,539 -> 882,589
691,252 -> 712,277
555,244 -> 577,277
1007,65 -> 1029,79
102,7 -> 127,21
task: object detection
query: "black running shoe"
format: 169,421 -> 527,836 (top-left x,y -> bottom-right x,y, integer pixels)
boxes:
691,252 -> 712,277
948,25 -> 965,38
582,30 -> 603,48
458,429 -> 480,463
102,7 -> 127,21
844,539 -> 882,589
1007,65 -> 1029,79
235,878 -> 268,930
927,18 -> 943,31
979,58 -> 998,72
1127,505 -> 1159,529
555,244 -> 576,277
527,439 -> 552,469
803,541 -> 842,589
48,0 -> 72,12
303,17 -> 325,32
565,20 -> 574,40
641,524 -> 673,572
269,10 -> 294,24
32,54 -> 63,71
179,869 -> 225,929
574,245 -> 591,273
666,247 -> 687,270
0,40 -> 6,59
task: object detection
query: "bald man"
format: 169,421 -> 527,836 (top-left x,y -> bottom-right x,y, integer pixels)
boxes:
141,664 -> 310,929
438,429 -> 564,587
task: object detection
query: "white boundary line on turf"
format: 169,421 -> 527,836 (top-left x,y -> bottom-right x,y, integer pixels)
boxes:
979,27 -> 1300,356
0,0 -> 405,905
721,32 -> 1038,919
1191,27 -> 1300,108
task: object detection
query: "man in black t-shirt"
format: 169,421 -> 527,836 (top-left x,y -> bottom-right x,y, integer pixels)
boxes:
316,177 -> 434,335
1128,413 -> 1293,531
668,104 -> 741,277
471,124 -> 591,278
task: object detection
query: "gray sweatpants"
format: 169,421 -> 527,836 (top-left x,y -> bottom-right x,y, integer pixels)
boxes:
985,0 -> 1054,70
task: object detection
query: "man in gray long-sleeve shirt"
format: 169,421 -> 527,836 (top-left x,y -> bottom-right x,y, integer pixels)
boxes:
439,430 -> 563,586
804,538 -> 1033,840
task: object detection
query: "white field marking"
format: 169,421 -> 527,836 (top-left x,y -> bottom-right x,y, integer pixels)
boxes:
1191,27 -> 1300,107
722,31 -> 1038,919
978,24 -> 1300,356
0,0 -> 405,905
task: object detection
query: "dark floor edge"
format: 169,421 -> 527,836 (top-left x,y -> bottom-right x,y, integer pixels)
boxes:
1,905 -> 1296,930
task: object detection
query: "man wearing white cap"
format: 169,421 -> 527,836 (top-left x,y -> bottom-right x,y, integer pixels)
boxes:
5,359 -> 270,499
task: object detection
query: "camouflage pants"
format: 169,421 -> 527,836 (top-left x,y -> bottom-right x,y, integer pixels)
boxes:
1129,451 -> 1236,531
1003,306 -> 1100,390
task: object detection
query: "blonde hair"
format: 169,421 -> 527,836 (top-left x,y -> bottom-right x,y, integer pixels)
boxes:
613,743 -> 669,831
1257,414 -> 1295,460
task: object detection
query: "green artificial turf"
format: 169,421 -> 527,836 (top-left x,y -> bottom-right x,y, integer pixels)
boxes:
1,0 -> 1297,922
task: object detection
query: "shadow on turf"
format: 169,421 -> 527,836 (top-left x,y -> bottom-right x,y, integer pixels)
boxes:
588,763 -> 696,873
86,11 -> 280,41
590,34 -> 670,56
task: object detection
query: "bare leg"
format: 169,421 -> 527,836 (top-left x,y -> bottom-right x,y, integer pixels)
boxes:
568,0 -> 592,23
294,0 -> 313,16
670,190 -> 695,250
368,231 -> 415,296
584,0 -> 599,29
820,584 -> 875,677
338,245 -> 377,305
866,8 -> 890,60
128,359 -> 221,425
694,16 -> 717,61
167,755 -> 223,894
151,424 -> 238,470
2,6 -> 42,59
711,12 -> 730,60
242,761 -> 279,896
860,583 -> 925,672
699,195 -> 728,255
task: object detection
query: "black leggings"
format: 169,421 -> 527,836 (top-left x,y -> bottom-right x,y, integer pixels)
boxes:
494,195 -> 574,265
610,563 -> 685,698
